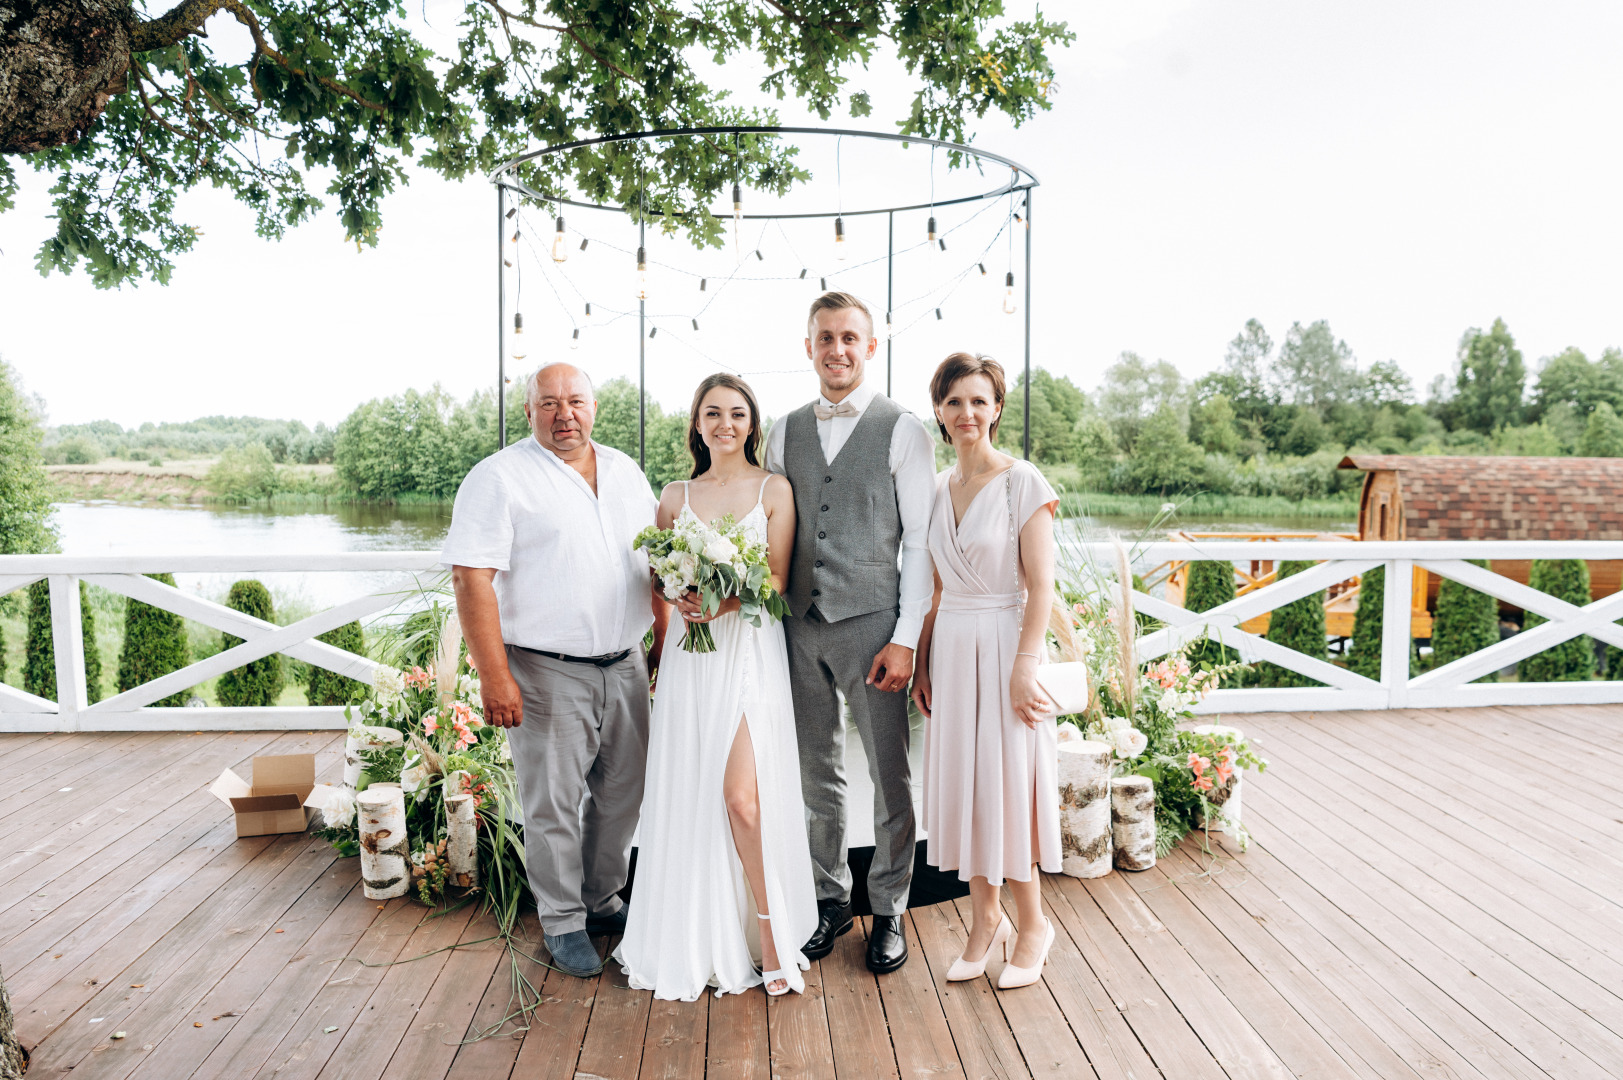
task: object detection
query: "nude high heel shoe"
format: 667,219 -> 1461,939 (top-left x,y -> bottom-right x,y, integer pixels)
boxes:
946,915 -> 1012,981
995,917 -> 1055,990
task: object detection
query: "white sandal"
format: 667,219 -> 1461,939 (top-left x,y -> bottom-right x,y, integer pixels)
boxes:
757,912 -> 794,997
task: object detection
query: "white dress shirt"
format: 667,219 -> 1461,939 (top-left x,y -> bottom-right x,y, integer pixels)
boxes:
440,437 -> 659,655
764,379 -> 937,650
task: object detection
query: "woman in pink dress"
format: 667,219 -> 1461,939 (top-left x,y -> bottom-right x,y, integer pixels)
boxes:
911,352 -> 1062,990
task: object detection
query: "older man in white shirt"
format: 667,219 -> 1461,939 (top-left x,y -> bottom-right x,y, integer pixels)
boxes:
445,362 -> 665,977
764,291 -> 936,974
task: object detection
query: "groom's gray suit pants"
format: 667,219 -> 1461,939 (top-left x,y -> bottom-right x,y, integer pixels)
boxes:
786,606 -> 915,916
504,645 -> 649,936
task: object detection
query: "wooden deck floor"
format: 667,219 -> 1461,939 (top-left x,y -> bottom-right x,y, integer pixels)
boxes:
4,705 -> 1623,1079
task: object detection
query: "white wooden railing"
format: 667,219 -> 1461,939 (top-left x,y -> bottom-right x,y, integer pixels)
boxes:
0,554 -> 442,732
1101,540 -> 1623,713
2,543 -> 1620,731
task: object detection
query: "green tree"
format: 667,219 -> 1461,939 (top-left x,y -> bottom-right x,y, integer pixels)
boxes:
1346,565 -> 1419,681
0,359 -> 57,557
5,1 -> 1070,288
1125,405 -> 1202,494
1184,560 -> 1242,677
1259,560 -> 1327,688
1188,393 -> 1241,455
1099,352 -> 1187,451
307,621 -> 370,706
206,442 -> 279,501
1429,559 -> 1499,681
1577,401 -> 1623,457
117,573 -> 191,706
1519,559 -> 1594,682
1271,320 -> 1358,412
1531,346 -> 1623,421
1452,319 -> 1526,433
216,580 -> 285,706
997,369 -> 1089,463
21,580 -> 104,703
1281,407 -> 1329,456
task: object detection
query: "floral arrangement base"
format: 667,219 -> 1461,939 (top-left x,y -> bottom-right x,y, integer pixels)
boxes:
1111,776 -> 1157,872
1056,736 -> 1113,878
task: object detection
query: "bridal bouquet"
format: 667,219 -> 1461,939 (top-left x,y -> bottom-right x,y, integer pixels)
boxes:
635,513 -> 790,653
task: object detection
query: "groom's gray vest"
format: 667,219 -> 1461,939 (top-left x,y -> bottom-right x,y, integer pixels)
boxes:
781,395 -> 904,623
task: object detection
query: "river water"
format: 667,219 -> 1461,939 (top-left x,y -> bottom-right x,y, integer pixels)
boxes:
51,499 -> 1354,610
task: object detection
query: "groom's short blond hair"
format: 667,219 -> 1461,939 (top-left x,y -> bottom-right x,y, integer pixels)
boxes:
807,291 -> 874,338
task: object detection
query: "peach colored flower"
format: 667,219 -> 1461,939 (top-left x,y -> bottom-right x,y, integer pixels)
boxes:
1195,776 -> 1214,792
423,714 -> 438,735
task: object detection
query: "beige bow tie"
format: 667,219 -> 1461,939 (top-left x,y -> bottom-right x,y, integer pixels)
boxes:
813,400 -> 861,421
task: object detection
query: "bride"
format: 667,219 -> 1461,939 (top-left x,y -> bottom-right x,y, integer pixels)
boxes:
614,373 -> 818,1000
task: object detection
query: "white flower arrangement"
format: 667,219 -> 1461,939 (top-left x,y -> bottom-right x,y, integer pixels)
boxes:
635,513 -> 788,652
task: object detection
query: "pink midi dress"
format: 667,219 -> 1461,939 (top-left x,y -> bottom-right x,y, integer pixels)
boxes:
922,460 -> 1062,885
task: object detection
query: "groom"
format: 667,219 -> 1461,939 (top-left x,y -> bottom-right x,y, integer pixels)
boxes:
765,291 -> 937,973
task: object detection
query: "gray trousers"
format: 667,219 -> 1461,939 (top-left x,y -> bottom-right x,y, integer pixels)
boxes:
505,645 -> 649,935
786,607 -> 915,916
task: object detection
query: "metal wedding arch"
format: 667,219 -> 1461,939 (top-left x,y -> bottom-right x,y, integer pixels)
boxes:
488,126 -> 1040,464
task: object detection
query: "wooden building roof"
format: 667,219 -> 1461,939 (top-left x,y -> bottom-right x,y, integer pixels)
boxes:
1337,455 -> 1623,541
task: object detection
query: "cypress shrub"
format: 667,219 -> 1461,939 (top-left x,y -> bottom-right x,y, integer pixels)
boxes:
1185,560 -> 1241,674
1429,560 -> 1499,681
1259,560 -> 1327,688
1519,559 -> 1594,682
1346,565 -> 1417,681
307,620 -> 370,706
118,573 -> 191,706
21,580 -> 104,703
216,580 -> 285,706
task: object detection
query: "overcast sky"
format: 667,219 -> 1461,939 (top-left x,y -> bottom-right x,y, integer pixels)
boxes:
2,0 -> 1620,430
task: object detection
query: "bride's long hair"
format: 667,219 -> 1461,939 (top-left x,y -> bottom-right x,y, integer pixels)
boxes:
687,373 -> 764,478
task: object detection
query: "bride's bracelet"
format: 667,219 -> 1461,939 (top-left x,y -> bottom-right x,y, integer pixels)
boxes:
1015,651 -> 1042,662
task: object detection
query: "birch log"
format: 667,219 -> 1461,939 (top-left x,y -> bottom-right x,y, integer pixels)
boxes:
1057,739 -> 1113,878
1111,776 -> 1157,872
444,769 -> 469,798
446,794 -> 479,889
357,784 -> 410,898
344,725 -> 404,793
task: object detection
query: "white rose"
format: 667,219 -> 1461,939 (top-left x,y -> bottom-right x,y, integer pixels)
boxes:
1110,728 -> 1148,759
1103,714 -> 1130,732
401,763 -> 426,794
703,537 -> 735,563
320,788 -> 357,829
677,551 -> 699,580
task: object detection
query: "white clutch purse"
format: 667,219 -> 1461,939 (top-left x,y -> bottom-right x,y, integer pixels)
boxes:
1034,662 -> 1090,715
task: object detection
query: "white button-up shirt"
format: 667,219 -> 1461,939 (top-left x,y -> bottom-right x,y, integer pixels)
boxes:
764,379 -> 938,650
440,437 -> 659,655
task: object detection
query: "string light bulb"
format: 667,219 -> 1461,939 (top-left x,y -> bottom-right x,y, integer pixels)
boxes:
503,227 -> 517,268
927,216 -> 937,244
511,313 -> 527,360
732,182 -> 743,251
583,302 -> 592,321
1003,271 -> 1018,315
570,328 -> 580,350
550,216 -> 567,262
834,216 -> 846,260
635,245 -> 648,300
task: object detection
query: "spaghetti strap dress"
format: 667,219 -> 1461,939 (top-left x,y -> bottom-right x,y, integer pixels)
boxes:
613,477 -> 818,1000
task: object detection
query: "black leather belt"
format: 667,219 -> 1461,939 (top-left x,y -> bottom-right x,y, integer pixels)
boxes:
516,645 -> 633,667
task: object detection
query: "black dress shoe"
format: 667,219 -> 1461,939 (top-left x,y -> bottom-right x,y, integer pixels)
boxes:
802,899 -> 854,960
585,905 -> 627,935
866,914 -> 908,973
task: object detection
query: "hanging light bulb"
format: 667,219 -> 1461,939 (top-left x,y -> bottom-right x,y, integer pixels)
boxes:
551,216 -> 567,262
635,246 -> 648,300
1003,271 -> 1018,315
885,311 -> 893,339
834,216 -> 846,261
583,302 -> 593,321
978,262 -> 987,276
503,226 -> 517,268
731,181 -> 743,252
569,328 -> 581,350
927,215 -> 937,244
511,313 -> 527,360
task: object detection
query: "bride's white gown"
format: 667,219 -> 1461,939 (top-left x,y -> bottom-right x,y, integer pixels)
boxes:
614,482 -> 818,1001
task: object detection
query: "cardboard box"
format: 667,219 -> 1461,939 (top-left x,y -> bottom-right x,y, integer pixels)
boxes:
210,753 -> 318,837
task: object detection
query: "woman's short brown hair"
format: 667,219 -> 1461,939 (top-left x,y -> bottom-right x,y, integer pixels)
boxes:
929,353 -> 1007,444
